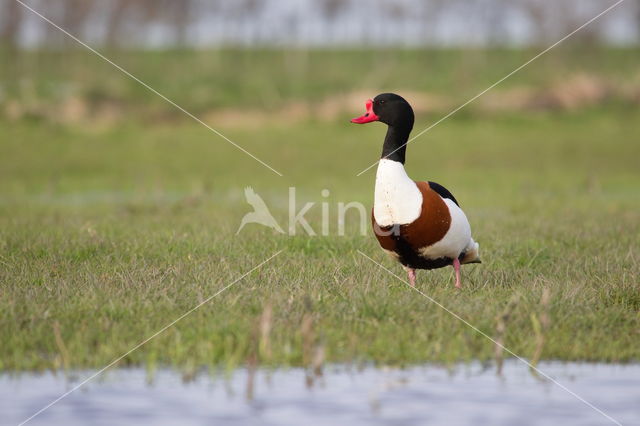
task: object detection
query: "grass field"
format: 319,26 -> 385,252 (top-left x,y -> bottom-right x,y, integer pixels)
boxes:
1,48 -> 639,373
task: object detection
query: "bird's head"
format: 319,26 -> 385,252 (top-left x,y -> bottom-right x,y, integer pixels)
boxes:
350,93 -> 414,129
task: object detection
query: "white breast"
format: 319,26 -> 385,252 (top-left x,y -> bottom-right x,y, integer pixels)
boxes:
419,198 -> 472,259
373,159 -> 422,227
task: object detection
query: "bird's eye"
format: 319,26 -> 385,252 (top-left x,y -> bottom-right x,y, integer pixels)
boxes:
379,100 -> 385,104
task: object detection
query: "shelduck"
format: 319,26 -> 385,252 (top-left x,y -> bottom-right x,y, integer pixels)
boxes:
351,93 -> 480,288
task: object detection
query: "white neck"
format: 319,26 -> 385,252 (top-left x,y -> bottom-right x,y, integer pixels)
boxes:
373,159 -> 422,227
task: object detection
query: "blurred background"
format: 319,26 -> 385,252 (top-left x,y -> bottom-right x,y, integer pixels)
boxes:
1,0 -> 639,379
2,0 -> 640,47
2,0 -> 639,139
2,0 -> 639,194
1,0 -> 639,239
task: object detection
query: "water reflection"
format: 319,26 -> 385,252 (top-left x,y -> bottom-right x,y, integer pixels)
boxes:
2,361 -> 638,426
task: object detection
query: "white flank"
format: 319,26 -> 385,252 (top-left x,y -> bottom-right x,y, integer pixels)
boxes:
461,239 -> 480,264
373,159 -> 422,227
419,198 -> 472,259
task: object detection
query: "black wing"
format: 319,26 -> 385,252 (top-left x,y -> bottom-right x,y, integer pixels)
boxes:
428,181 -> 459,206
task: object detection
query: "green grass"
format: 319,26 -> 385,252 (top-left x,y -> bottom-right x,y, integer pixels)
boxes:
2,47 -> 640,113
1,49 -> 639,373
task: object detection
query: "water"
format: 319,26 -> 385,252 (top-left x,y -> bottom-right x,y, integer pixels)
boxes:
2,361 -> 638,426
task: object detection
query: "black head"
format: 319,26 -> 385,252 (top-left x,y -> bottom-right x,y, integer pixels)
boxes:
372,93 -> 414,128
351,93 -> 415,164
351,93 -> 414,130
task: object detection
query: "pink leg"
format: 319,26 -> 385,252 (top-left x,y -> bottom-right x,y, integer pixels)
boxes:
407,268 -> 416,287
453,258 -> 461,289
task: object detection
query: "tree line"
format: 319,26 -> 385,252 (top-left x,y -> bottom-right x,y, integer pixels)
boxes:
1,0 -> 638,48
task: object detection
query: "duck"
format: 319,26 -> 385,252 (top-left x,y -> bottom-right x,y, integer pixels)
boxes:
351,93 -> 480,288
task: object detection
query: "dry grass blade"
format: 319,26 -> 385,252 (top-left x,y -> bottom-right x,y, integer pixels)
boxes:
52,321 -> 70,371
494,294 -> 519,376
530,288 -> 552,373
259,302 -> 273,362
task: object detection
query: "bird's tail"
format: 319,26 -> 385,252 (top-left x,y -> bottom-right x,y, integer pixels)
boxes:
461,239 -> 481,264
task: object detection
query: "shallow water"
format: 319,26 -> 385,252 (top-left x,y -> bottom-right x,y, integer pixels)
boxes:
2,361 -> 638,426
